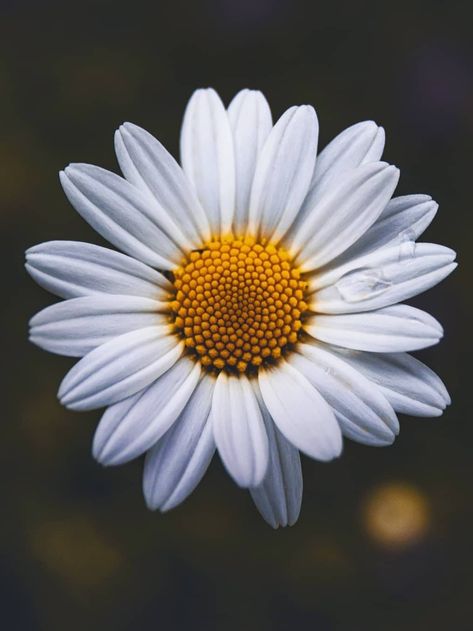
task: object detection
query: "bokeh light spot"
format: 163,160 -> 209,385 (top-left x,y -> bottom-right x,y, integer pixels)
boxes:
362,482 -> 431,550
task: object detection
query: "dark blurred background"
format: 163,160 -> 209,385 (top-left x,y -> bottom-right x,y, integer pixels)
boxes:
1,0 -> 472,629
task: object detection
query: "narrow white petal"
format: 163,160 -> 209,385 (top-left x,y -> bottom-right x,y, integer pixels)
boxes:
258,360 -> 342,461
60,164 -> 182,269
227,89 -> 273,237
306,304 -> 443,352
337,417 -> 392,447
93,358 -> 201,465
311,242 -> 456,313
58,326 -> 183,410
299,120 -> 385,222
143,376 -> 215,511
313,121 -> 385,184
30,295 -> 166,357
328,347 -> 450,417
25,241 -> 171,300
250,383 -> 302,528
248,105 -> 318,242
291,343 -> 398,446
291,162 -> 400,271
325,195 -> 439,267
115,122 -> 211,243
211,372 -> 269,488
180,88 -> 235,235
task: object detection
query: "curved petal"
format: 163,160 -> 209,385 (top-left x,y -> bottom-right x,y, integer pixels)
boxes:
227,89 -> 272,237
60,164 -> 183,269
310,242 -> 457,313
291,162 -> 400,272
324,195 -> 439,267
291,343 -> 398,446
93,358 -> 201,465
143,375 -> 215,511
327,347 -> 450,417
258,360 -> 342,461
296,120 -> 385,226
25,241 -> 171,300
58,326 -> 183,411
30,295 -> 166,357
250,383 -> 302,528
180,88 -> 235,235
115,122 -> 210,243
305,304 -> 443,352
211,372 -> 269,488
248,105 -> 318,242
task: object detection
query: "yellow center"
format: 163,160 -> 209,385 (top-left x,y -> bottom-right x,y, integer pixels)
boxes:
170,237 -> 308,374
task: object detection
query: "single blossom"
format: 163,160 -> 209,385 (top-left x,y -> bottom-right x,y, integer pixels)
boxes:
26,88 -> 456,527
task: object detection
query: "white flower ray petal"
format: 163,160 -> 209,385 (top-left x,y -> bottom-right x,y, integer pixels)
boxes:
93,358 -> 201,465
58,326 -> 183,410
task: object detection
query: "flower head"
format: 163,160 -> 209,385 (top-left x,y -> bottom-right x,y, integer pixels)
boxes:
26,88 -> 456,527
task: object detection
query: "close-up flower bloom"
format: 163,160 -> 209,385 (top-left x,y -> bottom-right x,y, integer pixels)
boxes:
26,88 -> 456,528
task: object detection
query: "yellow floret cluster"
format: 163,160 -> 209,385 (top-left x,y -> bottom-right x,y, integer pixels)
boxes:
170,238 -> 308,374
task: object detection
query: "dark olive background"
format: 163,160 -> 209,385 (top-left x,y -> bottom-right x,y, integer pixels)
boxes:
1,0 -> 471,629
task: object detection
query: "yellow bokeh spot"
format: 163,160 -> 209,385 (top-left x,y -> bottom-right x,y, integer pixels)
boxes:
362,482 -> 430,550
170,237 -> 308,373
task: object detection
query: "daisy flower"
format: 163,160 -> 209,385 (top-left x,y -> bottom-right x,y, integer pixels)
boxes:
26,88 -> 456,528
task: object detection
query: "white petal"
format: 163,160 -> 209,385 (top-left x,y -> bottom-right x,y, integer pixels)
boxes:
291,343 -> 398,446
328,347 -> 450,417
25,241 -> 171,300
143,375 -> 215,510
325,195 -> 439,267
227,89 -> 273,237
298,120 -> 385,223
291,162 -> 400,271
180,88 -> 235,235
93,358 -> 201,465
306,304 -> 443,352
115,122 -> 211,243
249,383 -> 302,528
211,372 -> 269,487
30,295 -> 166,357
248,105 -> 318,242
311,242 -> 457,313
60,164 -> 183,269
58,326 -> 183,410
258,360 -> 342,461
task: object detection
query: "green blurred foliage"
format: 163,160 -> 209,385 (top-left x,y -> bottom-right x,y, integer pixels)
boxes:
1,0 -> 472,629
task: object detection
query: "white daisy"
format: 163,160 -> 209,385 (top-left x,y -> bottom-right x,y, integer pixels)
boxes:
26,88 -> 456,528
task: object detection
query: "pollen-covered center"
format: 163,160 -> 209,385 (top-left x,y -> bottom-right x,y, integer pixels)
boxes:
170,238 -> 308,374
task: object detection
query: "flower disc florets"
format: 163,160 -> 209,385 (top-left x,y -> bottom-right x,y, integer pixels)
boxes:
170,237 -> 308,374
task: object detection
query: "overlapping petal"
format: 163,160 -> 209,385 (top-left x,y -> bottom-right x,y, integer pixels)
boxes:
250,383 -> 302,528
60,164 -> 183,268
325,195 -> 439,267
327,347 -> 450,417
310,242 -> 456,313
297,120 -> 385,224
228,89 -> 273,237
58,326 -> 184,411
180,87 -> 235,235
248,105 -> 318,243
290,161 -> 400,271
306,304 -> 443,352
25,241 -> 171,299
93,357 -> 201,465
258,360 -> 342,461
115,122 -> 211,243
291,342 -> 398,445
30,295 -> 166,357
143,376 -> 215,511
211,372 -> 269,487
